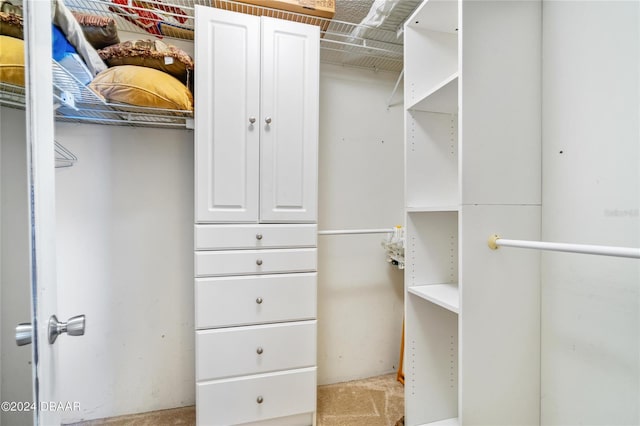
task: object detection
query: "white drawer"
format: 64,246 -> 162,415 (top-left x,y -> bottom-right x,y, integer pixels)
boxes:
196,368 -> 316,426
196,321 -> 316,381
195,249 -> 316,277
195,224 -> 317,250
196,273 -> 316,328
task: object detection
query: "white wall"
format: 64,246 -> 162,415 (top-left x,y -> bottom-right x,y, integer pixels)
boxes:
541,1 -> 639,424
54,64 -> 404,421
55,124 -> 195,423
317,64 -> 404,384
0,107 -> 33,426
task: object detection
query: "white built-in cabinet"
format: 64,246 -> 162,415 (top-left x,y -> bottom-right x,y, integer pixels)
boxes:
194,5 -> 319,426
404,1 -> 541,425
195,6 -> 319,224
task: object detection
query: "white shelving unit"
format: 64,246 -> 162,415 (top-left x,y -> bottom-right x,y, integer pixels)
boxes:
403,1 -> 542,425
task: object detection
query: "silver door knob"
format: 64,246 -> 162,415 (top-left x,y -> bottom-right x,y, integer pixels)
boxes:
264,117 -> 272,124
256,396 -> 264,404
256,347 -> 263,354
256,259 -> 263,266
49,314 -> 86,344
256,233 -> 263,240
249,117 -> 256,124
15,323 -> 32,346
256,297 -> 263,304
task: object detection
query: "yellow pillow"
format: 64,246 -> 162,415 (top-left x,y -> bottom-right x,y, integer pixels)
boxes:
90,65 -> 193,111
0,34 -> 24,86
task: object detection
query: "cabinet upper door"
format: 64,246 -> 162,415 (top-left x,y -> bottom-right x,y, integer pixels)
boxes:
195,6 -> 260,223
260,17 -> 319,223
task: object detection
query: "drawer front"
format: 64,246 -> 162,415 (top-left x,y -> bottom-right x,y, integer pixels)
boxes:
195,224 -> 317,250
196,273 -> 316,328
196,321 -> 316,381
196,368 -> 316,426
195,249 -> 316,277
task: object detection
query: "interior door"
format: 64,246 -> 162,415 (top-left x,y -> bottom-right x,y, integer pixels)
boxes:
24,1 -> 59,424
0,26 -> 35,426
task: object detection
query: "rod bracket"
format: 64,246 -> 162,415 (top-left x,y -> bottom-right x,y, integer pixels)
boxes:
488,234 -> 501,250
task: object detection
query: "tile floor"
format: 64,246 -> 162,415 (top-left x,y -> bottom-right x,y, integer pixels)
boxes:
316,374 -> 404,426
67,374 -> 404,426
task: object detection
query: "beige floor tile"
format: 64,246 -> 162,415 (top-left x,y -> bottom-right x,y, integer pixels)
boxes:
67,374 -> 404,426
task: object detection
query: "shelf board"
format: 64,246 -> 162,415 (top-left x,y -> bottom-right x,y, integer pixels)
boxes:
409,284 -> 459,314
406,0 -> 458,34
407,206 -> 459,213
408,73 -> 458,113
419,418 -> 460,426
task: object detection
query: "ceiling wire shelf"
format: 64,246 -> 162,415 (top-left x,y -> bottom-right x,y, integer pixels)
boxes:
1,0 -> 406,129
65,0 -> 405,72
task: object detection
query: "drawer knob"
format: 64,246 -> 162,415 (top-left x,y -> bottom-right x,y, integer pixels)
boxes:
257,396 -> 264,404
256,347 -> 263,355
256,259 -> 263,266
256,297 -> 263,304
256,233 -> 263,240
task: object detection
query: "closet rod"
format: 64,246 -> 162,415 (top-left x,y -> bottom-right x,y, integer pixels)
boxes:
319,228 -> 394,235
488,234 -> 640,259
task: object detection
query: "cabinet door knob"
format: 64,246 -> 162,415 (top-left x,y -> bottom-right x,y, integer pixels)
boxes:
256,347 -> 263,355
256,259 -> 263,266
249,117 -> 256,124
256,396 -> 264,404
264,117 -> 272,124
256,297 -> 263,304
256,233 -> 263,240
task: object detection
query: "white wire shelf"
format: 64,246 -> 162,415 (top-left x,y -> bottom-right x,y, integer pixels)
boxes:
2,60 -> 194,128
0,81 -> 26,110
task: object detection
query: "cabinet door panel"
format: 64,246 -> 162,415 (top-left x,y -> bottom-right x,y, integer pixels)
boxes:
260,17 -> 319,223
195,6 -> 260,223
